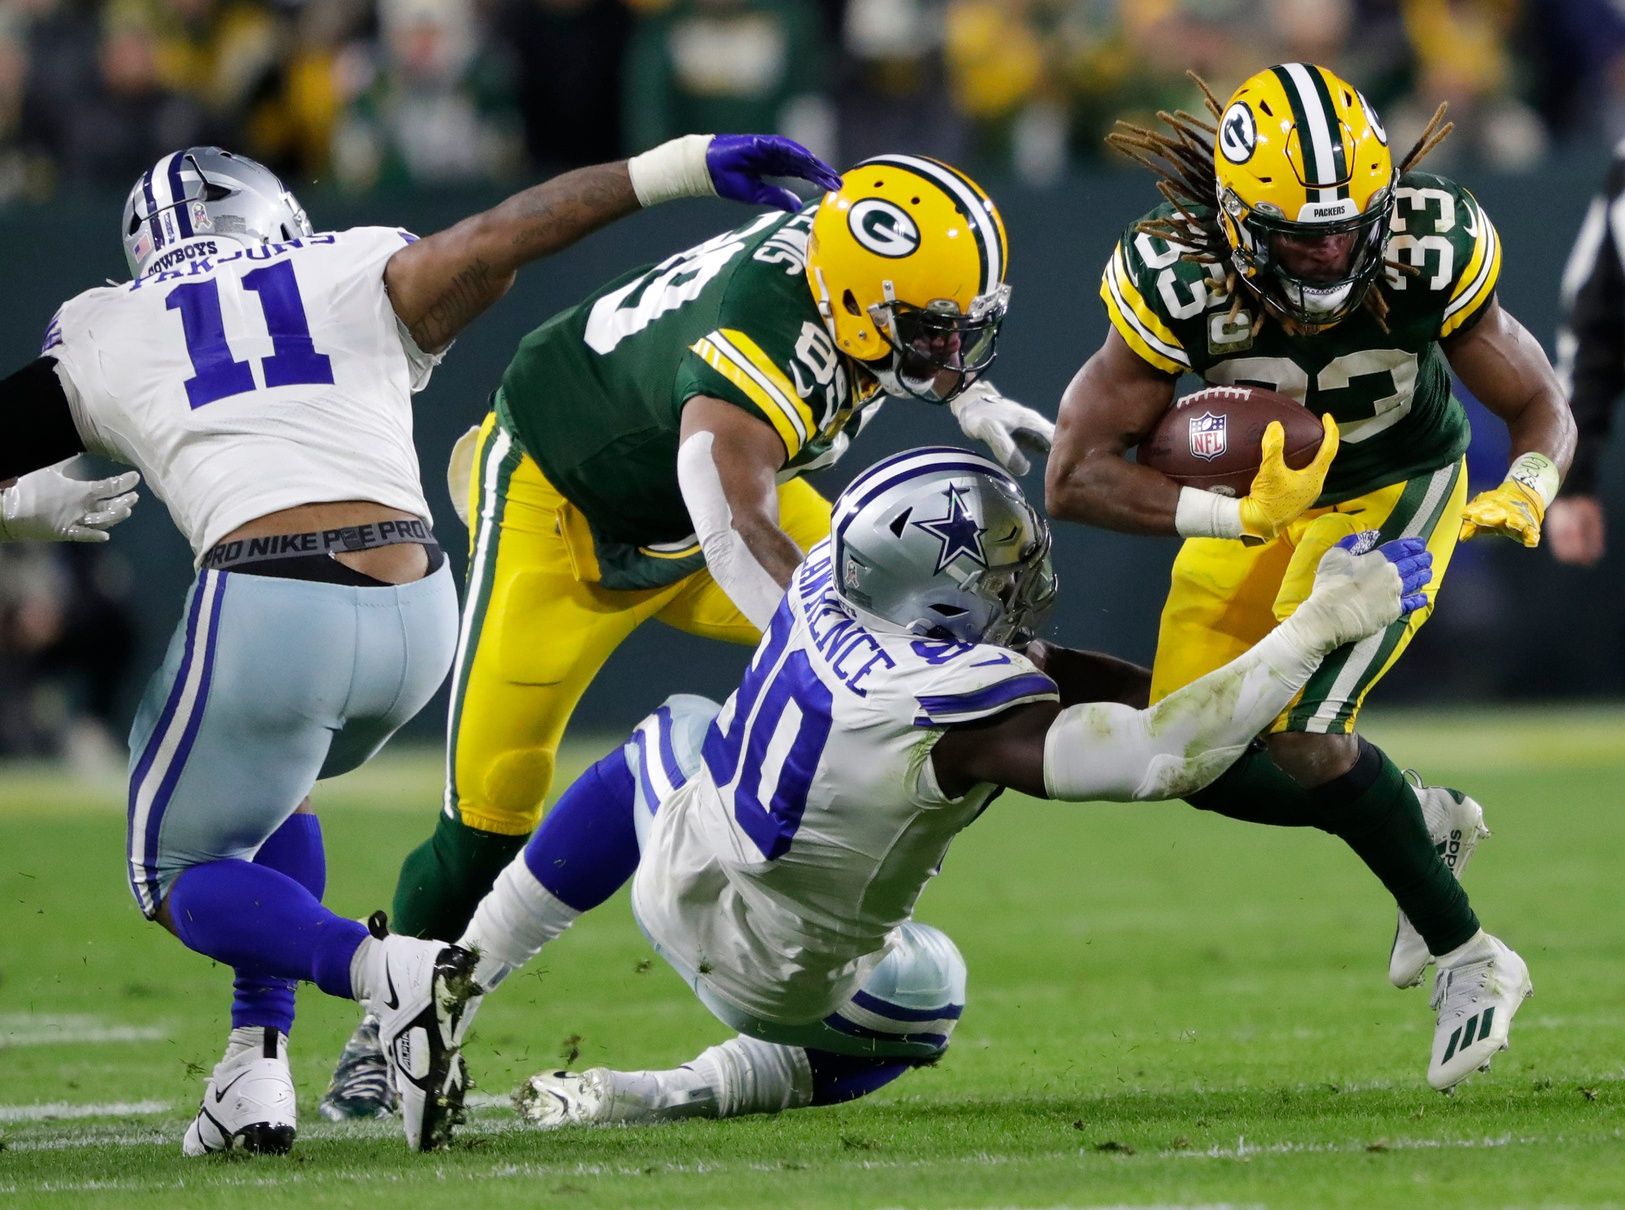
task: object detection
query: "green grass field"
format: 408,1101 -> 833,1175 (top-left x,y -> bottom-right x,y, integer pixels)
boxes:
3,707 -> 1623,1208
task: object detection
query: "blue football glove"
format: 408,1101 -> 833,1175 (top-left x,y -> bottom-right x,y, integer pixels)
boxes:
1366,535 -> 1433,617
706,134 -> 843,212
1334,533 -> 1432,618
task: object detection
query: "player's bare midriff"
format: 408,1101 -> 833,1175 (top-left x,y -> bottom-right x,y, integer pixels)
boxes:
219,500 -> 430,584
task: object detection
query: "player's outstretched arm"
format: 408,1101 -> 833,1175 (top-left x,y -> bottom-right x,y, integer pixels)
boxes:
1445,299 -> 1578,547
677,396 -> 806,628
386,135 -> 841,353
1045,329 -> 1180,532
932,536 -> 1432,802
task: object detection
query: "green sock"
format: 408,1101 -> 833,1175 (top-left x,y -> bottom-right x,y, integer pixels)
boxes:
390,811 -> 528,941
1187,738 -> 1480,955
1310,738 -> 1479,955
1185,741 -> 1322,826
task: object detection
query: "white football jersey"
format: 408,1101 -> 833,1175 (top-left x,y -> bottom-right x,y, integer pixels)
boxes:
632,539 -> 1058,1024
45,227 -> 439,562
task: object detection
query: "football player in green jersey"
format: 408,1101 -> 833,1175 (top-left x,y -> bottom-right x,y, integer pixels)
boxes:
1046,64 -> 1575,1091
322,154 -> 1055,1118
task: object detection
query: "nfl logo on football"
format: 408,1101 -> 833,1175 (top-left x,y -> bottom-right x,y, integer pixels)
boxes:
1188,411 -> 1227,462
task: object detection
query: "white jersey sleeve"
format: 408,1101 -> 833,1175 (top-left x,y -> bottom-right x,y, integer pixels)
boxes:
46,227 -> 438,562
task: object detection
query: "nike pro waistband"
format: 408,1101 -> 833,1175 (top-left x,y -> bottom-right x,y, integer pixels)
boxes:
203,517 -> 434,570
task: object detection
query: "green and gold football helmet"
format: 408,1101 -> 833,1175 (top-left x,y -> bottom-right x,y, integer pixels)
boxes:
805,154 -> 1010,403
1213,63 -> 1395,329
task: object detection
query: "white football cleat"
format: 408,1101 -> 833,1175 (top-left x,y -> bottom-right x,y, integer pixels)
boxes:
1390,777 -> 1492,988
517,1068 -> 670,1128
357,913 -> 481,1151
182,1027 -> 296,1156
1427,932 -> 1533,1092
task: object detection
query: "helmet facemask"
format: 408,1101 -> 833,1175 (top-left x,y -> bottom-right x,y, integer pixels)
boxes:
868,281 -> 1010,404
831,448 -> 1057,649
1222,186 -> 1393,331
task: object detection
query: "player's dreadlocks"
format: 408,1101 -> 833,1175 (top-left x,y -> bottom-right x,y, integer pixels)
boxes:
1106,72 -> 1453,335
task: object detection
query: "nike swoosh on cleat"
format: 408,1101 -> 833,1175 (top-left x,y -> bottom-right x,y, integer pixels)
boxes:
383,965 -> 401,1011
213,1069 -> 252,1104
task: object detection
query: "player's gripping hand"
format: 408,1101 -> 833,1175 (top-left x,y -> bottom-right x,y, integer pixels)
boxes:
948,380 -> 1055,475
0,462 -> 140,543
1236,415 -> 1340,544
1289,532 -> 1432,654
1460,480 -> 1544,547
706,134 -> 843,211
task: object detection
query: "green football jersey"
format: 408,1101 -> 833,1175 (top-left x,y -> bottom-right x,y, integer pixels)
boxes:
495,207 -> 880,589
1101,171 -> 1500,504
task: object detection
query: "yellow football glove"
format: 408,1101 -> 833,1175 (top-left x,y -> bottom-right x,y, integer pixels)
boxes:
1236,415 -> 1341,545
1460,480 -> 1545,547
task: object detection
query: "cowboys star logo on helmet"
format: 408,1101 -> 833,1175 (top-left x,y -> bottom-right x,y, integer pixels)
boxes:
831,447 -> 1055,646
912,483 -> 988,573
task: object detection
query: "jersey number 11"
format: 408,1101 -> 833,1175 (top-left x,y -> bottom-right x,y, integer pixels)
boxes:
166,260 -> 335,409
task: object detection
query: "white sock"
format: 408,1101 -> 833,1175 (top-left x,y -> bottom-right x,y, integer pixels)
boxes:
1437,929 -> 1494,968
458,854 -> 581,990
218,1025 -> 286,1070
348,935 -> 380,1003
621,1035 -> 813,1120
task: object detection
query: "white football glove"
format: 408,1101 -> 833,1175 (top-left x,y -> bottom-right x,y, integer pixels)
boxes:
0,462 -> 141,543
947,380 -> 1055,476
1287,533 -> 1432,655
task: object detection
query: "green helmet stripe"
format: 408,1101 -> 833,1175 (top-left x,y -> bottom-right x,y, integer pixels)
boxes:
864,154 -> 998,295
1303,65 -> 1350,199
1273,63 -> 1344,203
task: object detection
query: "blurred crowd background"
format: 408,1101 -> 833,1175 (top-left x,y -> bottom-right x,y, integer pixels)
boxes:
5,0 -> 1625,766
2,0 -> 1624,205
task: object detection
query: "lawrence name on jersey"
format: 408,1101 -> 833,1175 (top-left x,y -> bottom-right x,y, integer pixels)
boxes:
434,446 -> 1442,1134
334,157 -> 1058,1129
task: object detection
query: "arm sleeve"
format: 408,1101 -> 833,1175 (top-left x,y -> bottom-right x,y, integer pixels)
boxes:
1042,621 -> 1322,802
676,429 -> 787,629
1554,156 -> 1625,496
0,358 -> 86,481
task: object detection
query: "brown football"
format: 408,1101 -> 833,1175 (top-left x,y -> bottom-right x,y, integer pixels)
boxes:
1138,384 -> 1325,497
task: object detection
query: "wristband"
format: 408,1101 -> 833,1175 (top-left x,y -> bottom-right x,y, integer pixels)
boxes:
626,135 -> 716,208
1175,485 -> 1244,540
1505,451 -> 1560,510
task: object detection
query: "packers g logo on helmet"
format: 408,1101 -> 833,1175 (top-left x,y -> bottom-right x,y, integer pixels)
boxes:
1218,102 -> 1257,164
806,155 -> 1010,404
1213,63 -> 1395,330
848,199 -> 921,258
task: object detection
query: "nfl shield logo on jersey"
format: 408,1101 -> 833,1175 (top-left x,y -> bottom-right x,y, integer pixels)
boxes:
1188,412 -> 1227,462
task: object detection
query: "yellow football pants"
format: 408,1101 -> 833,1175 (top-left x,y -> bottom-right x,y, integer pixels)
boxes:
1150,458 -> 1467,734
446,412 -> 833,835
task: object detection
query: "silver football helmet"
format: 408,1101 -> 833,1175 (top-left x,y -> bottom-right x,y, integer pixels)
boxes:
121,147 -> 314,279
831,446 -> 1056,646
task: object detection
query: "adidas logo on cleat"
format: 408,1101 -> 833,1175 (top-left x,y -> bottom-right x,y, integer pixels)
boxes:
1439,1006 -> 1496,1066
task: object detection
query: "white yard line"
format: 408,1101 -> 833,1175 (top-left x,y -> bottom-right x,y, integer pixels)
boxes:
0,1013 -> 165,1048
0,1100 -> 171,1123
